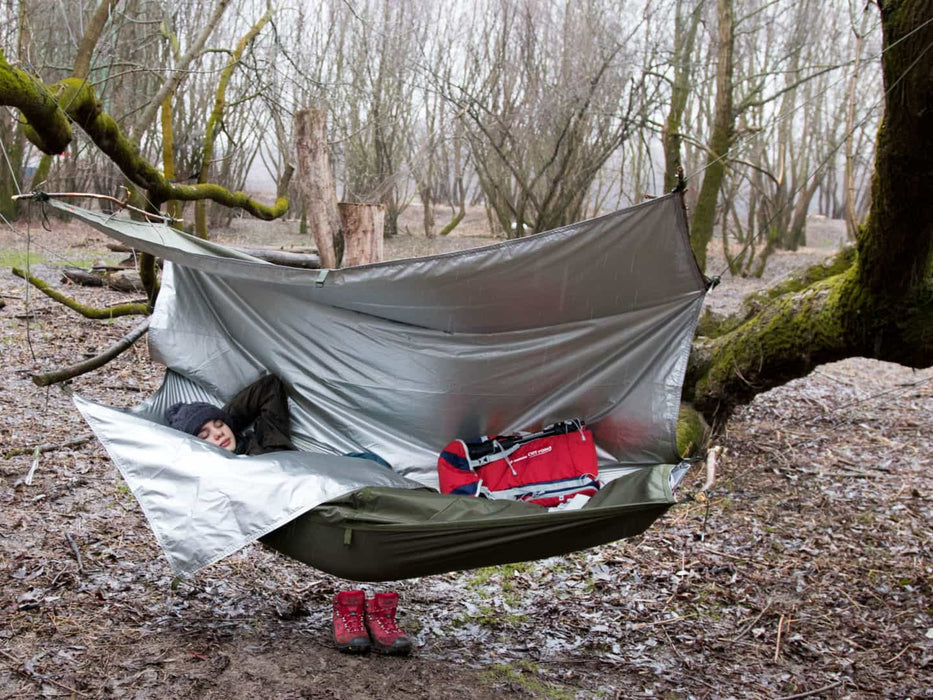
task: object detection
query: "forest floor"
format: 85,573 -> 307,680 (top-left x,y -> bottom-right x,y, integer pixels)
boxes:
0,205 -> 930,699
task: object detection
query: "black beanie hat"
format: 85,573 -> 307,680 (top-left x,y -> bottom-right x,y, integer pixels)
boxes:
165,402 -> 231,437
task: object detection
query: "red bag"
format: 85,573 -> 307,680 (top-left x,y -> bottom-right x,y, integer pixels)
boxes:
437,420 -> 600,507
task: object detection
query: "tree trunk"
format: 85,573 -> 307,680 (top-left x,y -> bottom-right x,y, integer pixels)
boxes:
294,109 -> 344,269
662,0 -> 702,193
339,203 -> 385,267
686,0 -> 933,424
689,0 -> 734,271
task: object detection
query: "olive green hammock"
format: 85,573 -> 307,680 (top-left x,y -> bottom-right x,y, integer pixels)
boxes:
62,192 -> 709,581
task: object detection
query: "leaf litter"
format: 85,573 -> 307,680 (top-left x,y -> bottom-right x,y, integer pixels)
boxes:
0,218 -> 930,698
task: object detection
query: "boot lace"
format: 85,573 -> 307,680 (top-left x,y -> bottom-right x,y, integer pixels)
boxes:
340,610 -> 366,635
371,612 -> 403,636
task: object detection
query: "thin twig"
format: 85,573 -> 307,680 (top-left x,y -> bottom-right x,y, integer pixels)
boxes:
0,648 -> 90,697
65,533 -> 84,573
12,190 -> 179,223
731,601 -> 772,644
775,679 -> 844,700
883,643 -> 912,664
661,624 -> 685,662
632,615 -> 685,630
774,613 -> 786,662
4,434 -> 94,459
702,545 -> 767,568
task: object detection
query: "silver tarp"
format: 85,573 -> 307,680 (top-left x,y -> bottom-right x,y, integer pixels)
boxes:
60,195 -> 706,576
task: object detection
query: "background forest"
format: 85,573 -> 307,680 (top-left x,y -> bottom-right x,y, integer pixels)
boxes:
1,0 -> 881,268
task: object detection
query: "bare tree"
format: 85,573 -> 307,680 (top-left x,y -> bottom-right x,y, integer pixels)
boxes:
453,0 -> 651,237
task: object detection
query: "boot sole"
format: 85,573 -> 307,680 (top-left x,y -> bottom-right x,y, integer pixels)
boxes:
335,639 -> 371,654
371,641 -> 412,656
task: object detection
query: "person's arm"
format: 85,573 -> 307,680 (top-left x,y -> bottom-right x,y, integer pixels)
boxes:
223,374 -> 295,452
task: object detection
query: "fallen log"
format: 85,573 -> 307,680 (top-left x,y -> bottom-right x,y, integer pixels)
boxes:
62,267 -> 146,293
105,270 -> 145,293
62,267 -> 104,287
108,243 -> 320,268
236,248 -> 321,268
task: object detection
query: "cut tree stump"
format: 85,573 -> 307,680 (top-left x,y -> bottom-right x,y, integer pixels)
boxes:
294,108 -> 343,269
339,203 -> 384,267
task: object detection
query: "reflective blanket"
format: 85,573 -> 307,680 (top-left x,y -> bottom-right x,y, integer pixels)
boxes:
59,194 -> 706,576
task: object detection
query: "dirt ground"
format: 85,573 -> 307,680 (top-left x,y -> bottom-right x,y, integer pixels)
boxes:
0,205 -> 930,698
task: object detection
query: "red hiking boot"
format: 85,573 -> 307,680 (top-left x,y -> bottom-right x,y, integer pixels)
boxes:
364,592 -> 412,656
333,590 -> 370,654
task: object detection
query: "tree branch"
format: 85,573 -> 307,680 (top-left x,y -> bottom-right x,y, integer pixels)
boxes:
0,51 -> 72,154
12,268 -> 150,319
73,0 -> 121,80
196,9 -> 272,238
132,0 -> 232,136
31,318 -> 150,387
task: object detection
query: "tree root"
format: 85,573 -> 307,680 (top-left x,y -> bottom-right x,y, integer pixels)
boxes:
31,317 -> 150,387
12,268 -> 150,319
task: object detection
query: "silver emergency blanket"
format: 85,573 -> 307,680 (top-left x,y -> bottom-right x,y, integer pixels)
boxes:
60,195 -> 706,576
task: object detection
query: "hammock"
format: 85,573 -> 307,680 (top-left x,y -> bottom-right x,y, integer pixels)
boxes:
58,194 -> 707,581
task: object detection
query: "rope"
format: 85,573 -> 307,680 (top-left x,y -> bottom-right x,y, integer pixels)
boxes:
0,206 -> 125,272
22,203 -> 38,363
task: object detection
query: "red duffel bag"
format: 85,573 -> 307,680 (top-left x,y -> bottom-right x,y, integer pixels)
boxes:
437,419 -> 601,508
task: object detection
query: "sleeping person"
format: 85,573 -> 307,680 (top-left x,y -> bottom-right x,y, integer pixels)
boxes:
166,373 -> 391,468
166,374 -> 295,456
165,373 -> 411,655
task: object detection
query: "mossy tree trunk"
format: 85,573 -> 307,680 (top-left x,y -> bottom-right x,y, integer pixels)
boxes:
685,0 -> 933,425
661,0 -> 703,194
194,10 -> 271,240
689,0 -> 734,272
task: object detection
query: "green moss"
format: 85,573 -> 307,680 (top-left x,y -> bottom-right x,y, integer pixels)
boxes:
692,267 -> 861,418
676,404 -> 708,457
454,602 -> 526,628
480,661 -> 576,700
0,250 -> 46,268
0,50 -> 73,154
12,267 -> 149,319
696,307 -> 742,338
469,561 -> 534,589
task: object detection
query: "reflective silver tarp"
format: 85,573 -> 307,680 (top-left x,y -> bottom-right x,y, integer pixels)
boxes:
59,195 -> 706,576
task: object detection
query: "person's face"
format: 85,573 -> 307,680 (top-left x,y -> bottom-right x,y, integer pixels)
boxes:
197,419 -> 236,452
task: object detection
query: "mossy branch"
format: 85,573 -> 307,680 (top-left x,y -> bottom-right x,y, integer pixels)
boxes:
12,267 -> 150,319
0,51 -> 72,154
196,9 -> 272,238
676,404 -> 709,458
686,267 -> 933,424
696,247 -> 857,339
137,252 -> 160,304
73,0 -> 121,80
438,211 -> 465,237
0,59 -> 287,220
50,78 -> 288,219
